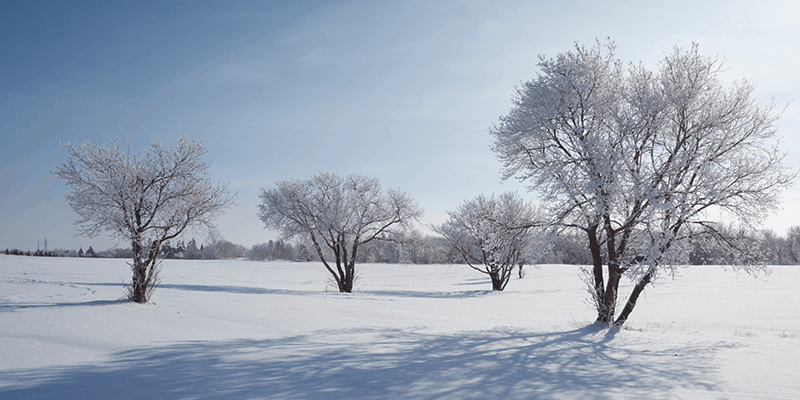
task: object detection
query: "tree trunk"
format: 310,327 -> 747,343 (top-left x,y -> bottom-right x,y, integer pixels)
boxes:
599,263 -> 622,325
342,260 -> 355,293
309,232 -> 347,292
488,264 -> 510,291
342,241 -> 359,293
131,267 -> 147,303
130,237 -> 147,303
598,218 -> 624,326
491,273 -> 503,291
614,267 -> 655,326
586,226 -> 605,321
129,238 -> 161,303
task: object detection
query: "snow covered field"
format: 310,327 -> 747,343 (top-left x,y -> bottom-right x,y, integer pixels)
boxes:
1,255 -> 799,399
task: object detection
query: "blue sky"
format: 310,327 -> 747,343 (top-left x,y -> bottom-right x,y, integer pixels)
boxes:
2,0 -> 799,251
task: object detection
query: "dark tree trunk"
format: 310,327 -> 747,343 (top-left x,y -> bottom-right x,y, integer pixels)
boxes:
614,267 -> 655,326
327,240 -> 357,293
343,241 -> 358,293
129,239 -> 161,303
586,225 -> 605,321
489,264 -> 511,291
309,233 -> 356,293
341,260 -> 355,293
598,221 -> 622,325
490,273 -> 504,291
130,237 -> 147,303
598,264 -> 622,325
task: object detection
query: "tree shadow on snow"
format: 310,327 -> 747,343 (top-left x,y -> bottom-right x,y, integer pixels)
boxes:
0,299 -> 128,311
359,289 -> 495,299
157,283 -> 321,296
0,282 -> 499,312
0,324 -> 732,400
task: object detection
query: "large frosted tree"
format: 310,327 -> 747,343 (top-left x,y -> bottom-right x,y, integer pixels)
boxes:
491,41 -> 794,326
54,136 -> 235,303
257,172 -> 422,293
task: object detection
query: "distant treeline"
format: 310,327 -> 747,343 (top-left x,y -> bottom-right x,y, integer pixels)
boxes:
6,226 -> 800,265
4,246 -> 98,258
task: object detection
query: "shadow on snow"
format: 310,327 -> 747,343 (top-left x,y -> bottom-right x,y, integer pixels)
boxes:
158,283 -> 497,299
0,299 -> 128,311
1,282 -> 497,311
1,324 -> 730,399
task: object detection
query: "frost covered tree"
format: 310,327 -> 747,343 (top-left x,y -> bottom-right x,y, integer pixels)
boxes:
249,242 -> 273,261
491,41 -> 794,326
257,172 -> 422,292
54,136 -> 235,303
211,239 -> 247,260
434,192 -> 548,291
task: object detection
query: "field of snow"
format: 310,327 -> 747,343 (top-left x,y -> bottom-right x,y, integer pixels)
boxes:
1,255 -> 799,399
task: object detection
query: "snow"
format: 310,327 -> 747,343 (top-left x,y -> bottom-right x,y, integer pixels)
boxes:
1,255 -> 799,399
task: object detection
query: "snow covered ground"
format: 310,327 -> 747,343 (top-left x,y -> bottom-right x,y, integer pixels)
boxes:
1,255 -> 799,399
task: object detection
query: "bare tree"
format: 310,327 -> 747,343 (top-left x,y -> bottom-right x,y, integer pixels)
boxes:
491,41 -> 794,326
257,172 -> 422,292
434,192 -> 548,291
54,136 -> 235,303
